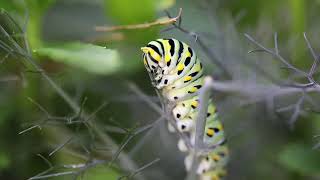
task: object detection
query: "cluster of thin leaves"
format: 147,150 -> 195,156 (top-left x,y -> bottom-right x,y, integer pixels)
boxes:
0,9 -> 161,180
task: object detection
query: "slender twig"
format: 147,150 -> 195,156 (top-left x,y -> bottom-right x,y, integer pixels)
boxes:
95,8 -> 182,32
276,92 -> 306,129
201,80 -> 320,95
49,137 -> 73,157
274,32 -> 279,54
27,97 -> 51,117
104,125 -> 128,134
129,116 -> 164,156
37,154 -> 53,168
83,101 -> 108,123
289,93 -> 305,129
118,158 -> 160,180
304,33 -> 320,81
313,135 -> 320,149
28,171 -> 75,180
108,122 -> 155,167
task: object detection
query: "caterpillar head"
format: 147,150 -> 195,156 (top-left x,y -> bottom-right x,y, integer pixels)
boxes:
141,42 -> 166,88
142,38 -> 180,88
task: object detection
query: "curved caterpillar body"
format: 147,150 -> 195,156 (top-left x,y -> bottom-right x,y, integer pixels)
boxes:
141,38 -> 228,180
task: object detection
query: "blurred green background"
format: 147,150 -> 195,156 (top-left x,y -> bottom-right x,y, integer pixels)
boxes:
1,0 -> 320,180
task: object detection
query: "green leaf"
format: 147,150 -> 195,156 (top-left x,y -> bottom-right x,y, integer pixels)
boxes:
289,0 -> 306,33
0,1 -> 24,12
35,43 -> 122,75
278,143 -> 320,176
103,0 -> 159,44
104,0 -> 156,24
24,0 -> 56,15
157,0 -> 176,11
84,165 -> 120,180
0,152 -> 10,169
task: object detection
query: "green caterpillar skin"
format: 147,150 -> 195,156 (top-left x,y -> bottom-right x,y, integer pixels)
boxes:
141,38 -> 228,180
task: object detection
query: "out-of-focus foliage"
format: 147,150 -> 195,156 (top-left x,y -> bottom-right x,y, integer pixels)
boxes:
35,43 -> 121,75
104,0 -> 156,24
0,0 -> 320,180
279,143 -> 320,176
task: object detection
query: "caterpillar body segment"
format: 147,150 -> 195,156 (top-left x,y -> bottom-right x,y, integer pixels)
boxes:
164,77 -> 204,101
141,38 -> 228,180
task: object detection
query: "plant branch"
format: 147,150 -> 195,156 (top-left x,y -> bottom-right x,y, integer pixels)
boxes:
95,8 -> 182,32
244,33 -> 307,77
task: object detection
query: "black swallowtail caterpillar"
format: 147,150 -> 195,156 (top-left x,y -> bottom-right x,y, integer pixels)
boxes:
141,38 -> 228,180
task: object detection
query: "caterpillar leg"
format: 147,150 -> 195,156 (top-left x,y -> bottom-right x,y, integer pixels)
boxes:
178,138 -> 188,152
201,168 -> 227,180
184,151 -> 228,179
168,122 -> 176,132
198,145 -> 229,174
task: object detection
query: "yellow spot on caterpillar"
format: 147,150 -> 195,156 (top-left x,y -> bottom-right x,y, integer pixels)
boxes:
211,175 -> 219,180
184,76 -> 192,81
177,63 -> 184,71
207,128 -> 215,137
212,155 -> 220,161
189,87 -> 197,93
165,54 -> 170,62
186,51 -> 191,57
191,100 -> 198,108
208,105 -> 217,114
